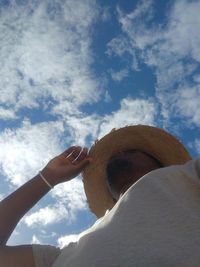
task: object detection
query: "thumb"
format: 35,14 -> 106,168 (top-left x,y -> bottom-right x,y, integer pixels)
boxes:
74,157 -> 92,170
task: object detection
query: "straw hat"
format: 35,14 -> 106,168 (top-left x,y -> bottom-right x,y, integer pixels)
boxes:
82,125 -> 192,218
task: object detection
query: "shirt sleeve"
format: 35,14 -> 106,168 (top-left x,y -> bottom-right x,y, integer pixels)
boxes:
32,244 -> 61,267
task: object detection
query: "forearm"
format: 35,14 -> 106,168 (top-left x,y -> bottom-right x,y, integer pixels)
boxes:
0,173 -> 51,246
0,146 -> 91,247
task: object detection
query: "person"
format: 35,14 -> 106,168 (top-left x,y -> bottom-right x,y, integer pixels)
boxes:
0,124 -> 200,267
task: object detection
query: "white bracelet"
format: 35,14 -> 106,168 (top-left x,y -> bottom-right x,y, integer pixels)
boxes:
39,171 -> 53,189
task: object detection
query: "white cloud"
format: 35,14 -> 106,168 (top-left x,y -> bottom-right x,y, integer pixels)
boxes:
104,91 -> 112,103
0,193 -> 4,201
193,74 -> 200,83
152,0 -> 200,125
57,234 -> 80,248
193,139 -> 200,155
172,85 -> 200,126
98,97 -> 157,138
0,107 -> 17,120
108,0 -> 200,126
63,97 -> 157,146
24,204 -> 68,227
165,0 -> 200,61
31,234 -> 42,244
107,35 -> 139,71
51,178 -> 87,218
101,6 -> 111,22
66,114 -> 101,145
0,119 -> 64,186
23,178 -> 87,228
110,68 -> 129,82
117,0 -> 155,50
0,0 -> 101,117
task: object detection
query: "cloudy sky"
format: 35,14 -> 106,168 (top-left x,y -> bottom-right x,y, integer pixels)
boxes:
1,0 -> 200,247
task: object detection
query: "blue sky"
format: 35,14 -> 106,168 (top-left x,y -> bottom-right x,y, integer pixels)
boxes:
0,0 -> 200,247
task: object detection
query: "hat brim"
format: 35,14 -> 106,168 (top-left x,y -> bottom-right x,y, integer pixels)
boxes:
82,125 -> 192,218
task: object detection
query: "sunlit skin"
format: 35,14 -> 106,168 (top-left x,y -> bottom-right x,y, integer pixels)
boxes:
106,150 -> 163,201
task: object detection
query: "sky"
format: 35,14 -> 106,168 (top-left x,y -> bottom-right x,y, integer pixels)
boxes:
0,0 -> 200,248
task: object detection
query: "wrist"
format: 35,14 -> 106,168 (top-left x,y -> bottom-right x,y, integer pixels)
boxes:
40,168 -> 58,187
39,171 -> 53,189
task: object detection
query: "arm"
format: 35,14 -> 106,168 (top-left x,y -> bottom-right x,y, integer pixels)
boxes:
0,146 -> 91,267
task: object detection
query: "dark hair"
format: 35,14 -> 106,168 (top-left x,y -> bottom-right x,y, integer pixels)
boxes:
106,151 -> 163,189
106,156 -> 133,187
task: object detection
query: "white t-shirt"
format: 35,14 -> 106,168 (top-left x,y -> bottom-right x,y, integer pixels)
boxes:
32,158 -> 200,267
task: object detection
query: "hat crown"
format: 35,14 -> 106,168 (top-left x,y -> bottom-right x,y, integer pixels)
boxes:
83,125 -> 192,217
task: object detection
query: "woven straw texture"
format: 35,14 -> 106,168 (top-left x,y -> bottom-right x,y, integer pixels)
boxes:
82,125 -> 192,218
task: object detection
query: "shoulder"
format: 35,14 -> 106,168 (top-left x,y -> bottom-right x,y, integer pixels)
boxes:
32,244 -> 61,267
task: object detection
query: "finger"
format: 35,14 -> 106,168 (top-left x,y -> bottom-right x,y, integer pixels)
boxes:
72,147 -> 88,164
61,146 -> 81,160
61,146 -> 76,157
67,147 -> 83,162
73,157 -> 92,170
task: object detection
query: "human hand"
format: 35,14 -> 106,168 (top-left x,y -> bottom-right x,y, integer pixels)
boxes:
41,146 -> 92,186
